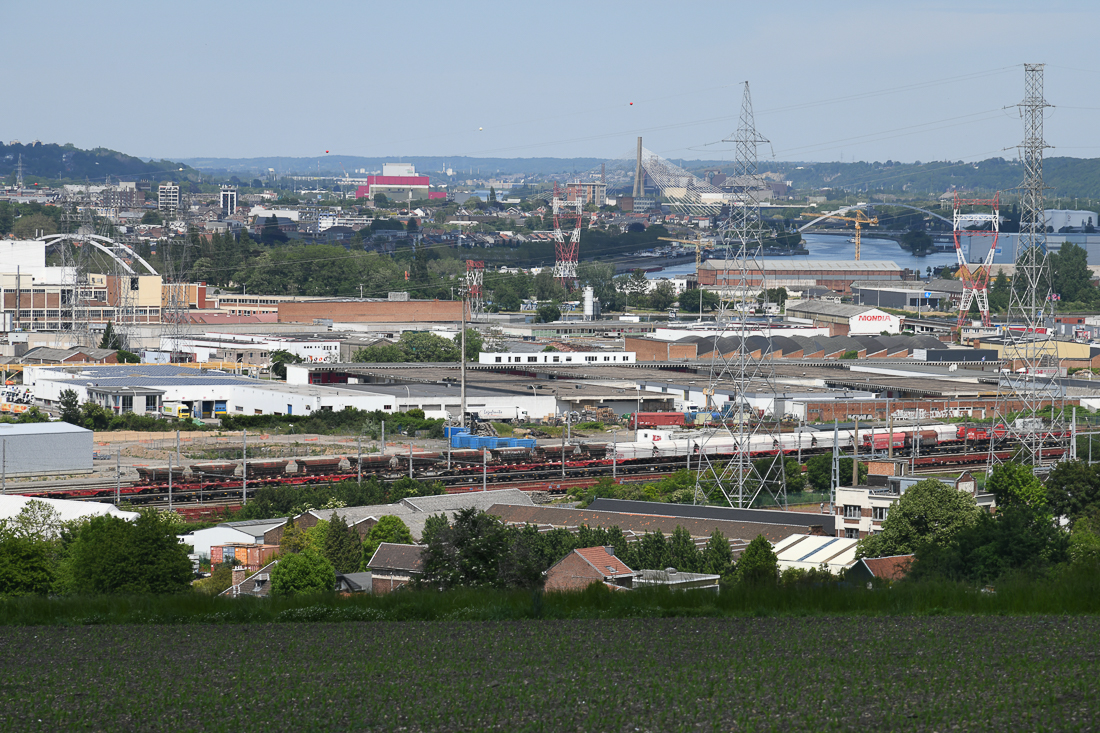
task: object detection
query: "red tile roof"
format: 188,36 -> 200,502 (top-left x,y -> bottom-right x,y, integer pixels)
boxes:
574,546 -> 635,578
859,554 -> 914,581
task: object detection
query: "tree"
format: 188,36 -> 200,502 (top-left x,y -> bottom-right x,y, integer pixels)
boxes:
678,289 -> 719,314
911,503 -> 1069,584
0,500 -> 62,596
1050,242 -> 1092,303
649,281 -> 678,311
79,401 -> 109,430
668,525 -> 701,572
140,211 -> 163,225
58,389 -> 82,426
12,213 -> 57,239
1044,460 -> 1100,526
497,523 -> 547,591
279,516 -> 308,555
269,349 -> 304,380
0,537 -> 55,596
352,343 -> 407,363
400,331 -> 460,361
533,269 -> 567,302
735,535 -> 778,585
489,186 -> 497,204
701,529 -> 734,577
577,262 -> 619,311
322,513 -> 363,574
856,479 -> 982,559
535,303 -> 561,324
57,511 -> 192,595
634,530 -> 670,571
270,550 -> 335,596
805,455 -> 866,492
986,462 -> 1046,509
418,508 -> 511,589
261,214 -> 287,245
618,270 -> 651,309
193,562 -> 235,595
1,500 -> 62,543
362,515 -> 415,567
100,321 -> 121,350
454,328 -> 483,361
900,230 -> 934,255
374,193 -> 389,206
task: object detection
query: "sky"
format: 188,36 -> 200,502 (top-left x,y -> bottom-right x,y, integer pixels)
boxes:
4,0 -> 1100,166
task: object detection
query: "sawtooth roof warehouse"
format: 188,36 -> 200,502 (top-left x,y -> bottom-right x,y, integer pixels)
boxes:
784,301 -> 902,336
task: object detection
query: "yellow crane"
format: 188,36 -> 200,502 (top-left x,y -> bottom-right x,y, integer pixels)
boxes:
658,236 -> 709,270
659,236 -> 709,319
800,210 -> 879,260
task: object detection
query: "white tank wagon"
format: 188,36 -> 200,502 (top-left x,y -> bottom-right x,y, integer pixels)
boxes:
606,424 -> 965,462
0,422 -> 94,478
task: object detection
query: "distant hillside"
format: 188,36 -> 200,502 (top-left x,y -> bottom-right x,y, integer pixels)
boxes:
737,157 -> 1100,200
0,142 -> 189,182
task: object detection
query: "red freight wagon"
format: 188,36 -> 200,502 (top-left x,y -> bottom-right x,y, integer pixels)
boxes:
862,432 -> 906,450
629,412 -> 686,429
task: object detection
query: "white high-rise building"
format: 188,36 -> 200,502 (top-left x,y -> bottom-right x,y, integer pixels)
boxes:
220,186 -> 238,215
158,183 -> 181,212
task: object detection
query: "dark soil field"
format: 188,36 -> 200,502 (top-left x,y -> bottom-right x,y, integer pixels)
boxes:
1,616 -> 1096,732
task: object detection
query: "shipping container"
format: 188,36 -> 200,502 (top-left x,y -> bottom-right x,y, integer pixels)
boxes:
629,412 -> 686,429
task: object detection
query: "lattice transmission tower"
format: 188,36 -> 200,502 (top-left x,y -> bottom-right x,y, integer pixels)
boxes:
465,260 -> 484,322
989,63 -> 1068,469
551,182 -> 582,288
693,82 -> 788,508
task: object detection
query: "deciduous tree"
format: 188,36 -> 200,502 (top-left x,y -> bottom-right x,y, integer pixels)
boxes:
856,478 -> 982,559
1045,460 -> 1100,525
270,550 -> 335,596
986,462 -> 1046,509
362,515 -> 414,566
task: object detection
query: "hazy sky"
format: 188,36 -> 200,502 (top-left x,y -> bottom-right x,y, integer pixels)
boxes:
5,0 -> 1099,165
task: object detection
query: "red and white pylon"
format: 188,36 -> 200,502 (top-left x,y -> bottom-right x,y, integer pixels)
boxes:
953,191 -> 1000,330
465,259 -> 484,321
552,182 -> 582,287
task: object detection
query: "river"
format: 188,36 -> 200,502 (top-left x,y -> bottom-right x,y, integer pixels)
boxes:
646,233 -> 958,279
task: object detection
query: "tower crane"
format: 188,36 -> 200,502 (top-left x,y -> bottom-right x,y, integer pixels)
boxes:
658,236 -> 711,270
800,210 -> 878,260
658,236 -> 710,320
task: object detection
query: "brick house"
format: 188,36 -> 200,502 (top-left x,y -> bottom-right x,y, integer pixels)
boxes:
846,554 -> 915,584
220,560 -> 278,598
365,543 -> 423,593
544,546 -> 638,592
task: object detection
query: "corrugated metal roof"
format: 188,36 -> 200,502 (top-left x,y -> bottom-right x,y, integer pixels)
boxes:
0,422 -> 91,436
786,301 -> 878,317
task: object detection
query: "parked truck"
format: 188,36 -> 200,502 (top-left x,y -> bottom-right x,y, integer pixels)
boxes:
162,402 -> 191,420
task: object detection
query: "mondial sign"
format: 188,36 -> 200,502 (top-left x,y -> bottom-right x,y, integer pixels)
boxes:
850,310 -> 900,334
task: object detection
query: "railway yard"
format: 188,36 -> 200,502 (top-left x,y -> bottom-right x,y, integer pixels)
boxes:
5,354 -> 1097,519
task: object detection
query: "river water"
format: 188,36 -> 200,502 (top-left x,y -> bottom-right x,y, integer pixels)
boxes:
646,233 -> 958,279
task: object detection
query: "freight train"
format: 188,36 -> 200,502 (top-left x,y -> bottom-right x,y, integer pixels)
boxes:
18,422 -> 1068,505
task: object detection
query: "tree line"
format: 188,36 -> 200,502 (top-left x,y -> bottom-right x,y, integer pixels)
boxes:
857,462 -> 1100,585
